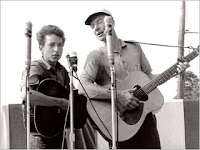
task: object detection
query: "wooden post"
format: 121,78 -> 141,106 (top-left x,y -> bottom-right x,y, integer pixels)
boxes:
177,1 -> 186,99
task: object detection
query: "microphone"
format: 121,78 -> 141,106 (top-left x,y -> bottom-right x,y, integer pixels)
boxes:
104,16 -> 114,65
66,51 -> 78,72
25,21 -> 32,70
24,21 -> 32,149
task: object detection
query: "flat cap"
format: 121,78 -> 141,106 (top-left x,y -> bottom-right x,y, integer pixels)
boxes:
85,9 -> 112,25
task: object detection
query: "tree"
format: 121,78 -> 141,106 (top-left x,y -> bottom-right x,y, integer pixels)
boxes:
183,71 -> 199,99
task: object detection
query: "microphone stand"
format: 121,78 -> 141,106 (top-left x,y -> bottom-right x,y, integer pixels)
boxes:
105,16 -> 117,149
110,63 -> 117,149
25,21 -> 32,149
25,69 -> 30,149
69,66 -> 75,149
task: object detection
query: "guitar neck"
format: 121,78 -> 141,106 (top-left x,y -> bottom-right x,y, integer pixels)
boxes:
135,48 -> 199,97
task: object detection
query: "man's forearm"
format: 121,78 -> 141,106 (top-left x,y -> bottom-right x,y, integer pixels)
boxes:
21,87 -> 69,110
78,81 -> 111,100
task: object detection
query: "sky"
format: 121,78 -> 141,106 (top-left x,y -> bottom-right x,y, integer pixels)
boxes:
1,1 -> 199,106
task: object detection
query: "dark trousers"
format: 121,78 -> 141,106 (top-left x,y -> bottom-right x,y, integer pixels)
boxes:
109,113 -> 161,149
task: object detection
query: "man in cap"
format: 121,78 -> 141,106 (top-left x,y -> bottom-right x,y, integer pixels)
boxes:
78,9 -> 189,149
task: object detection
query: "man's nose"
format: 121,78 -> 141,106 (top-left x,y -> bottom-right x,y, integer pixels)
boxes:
94,24 -> 100,31
53,45 -> 58,52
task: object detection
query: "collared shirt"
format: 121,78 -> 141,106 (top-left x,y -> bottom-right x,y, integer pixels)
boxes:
21,57 -> 70,90
21,57 -> 70,132
80,39 -> 152,86
20,57 -> 70,145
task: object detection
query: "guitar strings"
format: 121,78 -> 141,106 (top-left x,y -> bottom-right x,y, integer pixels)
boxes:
67,46 -> 199,145
133,47 -> 200,98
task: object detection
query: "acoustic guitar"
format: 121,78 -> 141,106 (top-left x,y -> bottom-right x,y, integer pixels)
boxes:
34,79 -> 88,138
86,47 -> 199,142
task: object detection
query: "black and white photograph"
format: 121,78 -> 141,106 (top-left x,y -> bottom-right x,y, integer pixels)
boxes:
1,1 -> 199,149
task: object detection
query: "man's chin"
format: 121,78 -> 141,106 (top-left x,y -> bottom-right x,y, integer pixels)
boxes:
50,59 -> 59,63
97,36 -> 105,42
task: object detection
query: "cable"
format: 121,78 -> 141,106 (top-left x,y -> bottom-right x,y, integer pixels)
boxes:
61,104 -> 70,149
74,71 -> 113,140
185,31 -> 199,34
134,41 -> 196,49
68,43 -> 198,147
115,76 -> 119,148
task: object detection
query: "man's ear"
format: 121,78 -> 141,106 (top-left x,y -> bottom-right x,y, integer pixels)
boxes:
39,45 -> 42,51
112,18 -> 115,26
39,45 -> 44,56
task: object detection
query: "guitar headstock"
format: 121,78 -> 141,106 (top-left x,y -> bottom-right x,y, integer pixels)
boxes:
177,45 -> 199,63
195,45 -> 200,53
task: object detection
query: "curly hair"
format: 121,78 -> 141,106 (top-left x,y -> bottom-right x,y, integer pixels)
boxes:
36,25 -> 66,46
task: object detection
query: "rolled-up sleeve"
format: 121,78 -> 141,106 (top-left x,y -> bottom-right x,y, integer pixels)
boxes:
80,50 -> 101,83
20,65 -> 41,91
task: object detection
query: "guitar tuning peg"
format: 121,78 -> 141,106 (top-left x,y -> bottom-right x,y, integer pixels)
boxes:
194,45 -> 200,54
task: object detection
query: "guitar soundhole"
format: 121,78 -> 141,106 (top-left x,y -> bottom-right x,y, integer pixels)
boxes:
134,85 -> 148,101
140,94 -> 148,101
122,103 -> 144,125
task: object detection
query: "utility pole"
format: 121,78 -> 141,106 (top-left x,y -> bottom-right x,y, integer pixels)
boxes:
177,0 -> 186,99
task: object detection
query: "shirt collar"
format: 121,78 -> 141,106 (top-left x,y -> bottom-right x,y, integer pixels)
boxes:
102,38 -> 127,52
40,57 -> 61,71
120,39 -> 127,48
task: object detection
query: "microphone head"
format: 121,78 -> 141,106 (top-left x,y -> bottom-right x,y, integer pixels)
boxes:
66,51 -> 77,59
25,21 -> 32,38
25,21 -> 32,30
66,51 -> 78,72
104,16 -> 112,27
69,51 -> 77,57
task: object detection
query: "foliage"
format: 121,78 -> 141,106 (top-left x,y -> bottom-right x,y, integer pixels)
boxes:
183,71 -> 199,99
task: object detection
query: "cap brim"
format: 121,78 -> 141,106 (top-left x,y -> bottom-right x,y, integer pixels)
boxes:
85,12 -> 111,25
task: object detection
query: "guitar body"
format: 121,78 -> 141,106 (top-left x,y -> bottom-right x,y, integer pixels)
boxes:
87,48 -> 199,141
87,71 -> 164,141
34,79 -> 88,138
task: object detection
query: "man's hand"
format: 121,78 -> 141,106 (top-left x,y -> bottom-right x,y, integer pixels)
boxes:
177,60 -> 190,74
117,88 -> 140,110
58,98 -> 69,112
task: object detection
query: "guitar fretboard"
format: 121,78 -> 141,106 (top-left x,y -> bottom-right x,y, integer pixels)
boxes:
117,48 -> 199,114
136,48 -> 199,97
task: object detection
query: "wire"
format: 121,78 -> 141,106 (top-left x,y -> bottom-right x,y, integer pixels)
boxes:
74,71 -> 113,140
61,103 -> 70,149
185,31 -> 199,34
134,41 -> 196,49
66,42 -> 199,147
115,76 -> 119,148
